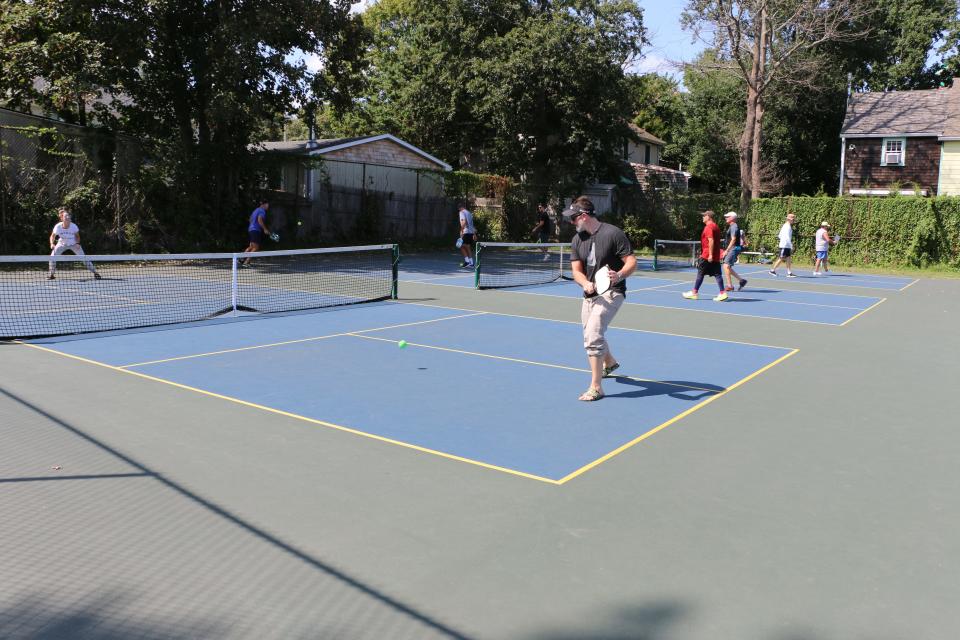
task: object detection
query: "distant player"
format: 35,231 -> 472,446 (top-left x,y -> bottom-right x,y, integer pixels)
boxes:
813,221 -> 837,275
245,199 -> 273,253
48,208 -> 101,280
532,203 -> 553,260
457,203 -> 476,268
768,213 -> 797,277
721,211 -> 747,291
682,210 -> 727,301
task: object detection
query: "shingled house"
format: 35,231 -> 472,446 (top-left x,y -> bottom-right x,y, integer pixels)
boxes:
840,83 -> 960,195
624,123 -> 690,192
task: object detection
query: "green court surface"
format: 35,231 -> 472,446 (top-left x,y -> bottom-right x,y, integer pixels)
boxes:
2,251 -> 959,639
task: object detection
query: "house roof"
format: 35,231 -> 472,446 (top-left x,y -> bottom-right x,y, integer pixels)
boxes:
841,87 -> 956,138
255,134 -> 452,170
628,123 -> 666,146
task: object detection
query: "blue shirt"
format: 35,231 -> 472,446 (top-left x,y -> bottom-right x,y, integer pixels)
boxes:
248,207 -> 267,232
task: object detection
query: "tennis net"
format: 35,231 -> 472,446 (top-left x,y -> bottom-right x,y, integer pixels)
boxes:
0,245 -> 398,339
475,242 -> 572,289
653,239 -> 700,271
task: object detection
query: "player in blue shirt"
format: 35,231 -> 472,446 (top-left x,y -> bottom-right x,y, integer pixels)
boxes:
242,199 -> 273,264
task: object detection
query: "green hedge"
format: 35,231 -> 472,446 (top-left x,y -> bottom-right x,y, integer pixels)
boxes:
747,196 -> 960,269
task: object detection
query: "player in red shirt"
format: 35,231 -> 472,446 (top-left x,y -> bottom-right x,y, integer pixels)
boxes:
682,210 -> 728,301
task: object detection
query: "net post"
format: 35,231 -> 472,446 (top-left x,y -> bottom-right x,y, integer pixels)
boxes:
652,241 -> 659,271
231,253 -> 238,312
474,243 -> 481,288
391,244 -> 399,299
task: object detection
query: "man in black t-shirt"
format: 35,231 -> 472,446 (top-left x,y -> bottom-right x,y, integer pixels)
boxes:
532,203 -> 553,242
532,203 -> 553,260
565,196 -> 637,402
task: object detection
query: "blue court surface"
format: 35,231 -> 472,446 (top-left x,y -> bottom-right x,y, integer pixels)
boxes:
27,302 -> 795,484
399,267 -> 886,325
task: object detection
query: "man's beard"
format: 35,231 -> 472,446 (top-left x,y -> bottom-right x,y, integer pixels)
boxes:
576,220 -> 586,233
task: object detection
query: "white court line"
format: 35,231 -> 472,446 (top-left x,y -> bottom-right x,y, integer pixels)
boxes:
734,267 -> 914,288
117,312 -> 487,368
399,272 -> 475,283
393,300 -> 799,349
440,286 -> 849,326
348,333 -> 721,393
636,287 -> 870,311
406,278 -> 874,315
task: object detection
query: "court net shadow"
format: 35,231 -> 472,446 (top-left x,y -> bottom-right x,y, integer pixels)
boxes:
0,386 -> 473,640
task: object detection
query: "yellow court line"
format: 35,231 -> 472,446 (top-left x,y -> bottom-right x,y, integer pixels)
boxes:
348,333 -> 720,393
119,312 -> 487,368
838,297 -> 887,327
555,348 -> 801,484
17,341 -> 560,485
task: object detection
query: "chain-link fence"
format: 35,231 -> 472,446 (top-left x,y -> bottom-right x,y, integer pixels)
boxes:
0,107 -> 146,255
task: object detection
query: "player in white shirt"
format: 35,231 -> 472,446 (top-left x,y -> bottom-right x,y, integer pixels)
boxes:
48,208 -> 101,280
813,221 -> 837,275
457,203 -> 477,268
768,213 -> 797,278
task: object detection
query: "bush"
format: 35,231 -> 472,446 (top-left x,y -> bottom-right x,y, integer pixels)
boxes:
748,195 -> 960,268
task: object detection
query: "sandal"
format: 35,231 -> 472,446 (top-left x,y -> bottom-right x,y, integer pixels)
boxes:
602,362 -> 620,378
578,387 -> 604,402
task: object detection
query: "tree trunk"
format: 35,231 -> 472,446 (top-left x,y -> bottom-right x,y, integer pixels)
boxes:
739,87 -> 760,213
750,8 -> 768,201
739,14 -> 764,214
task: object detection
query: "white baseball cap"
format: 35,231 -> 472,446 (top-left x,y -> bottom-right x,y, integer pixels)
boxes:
821,221 -> 831,227
724,211 -> 737,219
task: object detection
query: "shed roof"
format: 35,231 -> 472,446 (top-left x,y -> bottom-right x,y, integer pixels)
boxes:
255,134 -> 451,170
841,87 -> 955,137
628,123 -> 666,146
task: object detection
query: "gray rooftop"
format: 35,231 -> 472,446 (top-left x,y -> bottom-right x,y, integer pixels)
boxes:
841,87 -> 957,137
255,137 -> 368,153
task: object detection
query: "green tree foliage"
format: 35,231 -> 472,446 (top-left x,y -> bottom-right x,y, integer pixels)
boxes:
844,0 -> 957,91
0,0 -> 125,126
358,0 -> 646,196
626,73 -> 685,145
670,52 -> 744,192
1,0 -> 367,250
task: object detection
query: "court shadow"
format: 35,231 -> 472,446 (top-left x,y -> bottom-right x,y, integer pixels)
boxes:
0,385 -> 475,640
525,600 -> 688,640
605,377 -> 724,401
723,297 -> 764,303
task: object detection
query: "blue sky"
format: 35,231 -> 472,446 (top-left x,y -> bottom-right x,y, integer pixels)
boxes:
634,0 -> 707,79
320,1 -> 706,82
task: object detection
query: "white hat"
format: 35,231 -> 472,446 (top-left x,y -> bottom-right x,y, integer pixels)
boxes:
821,221 -> 831,227
724,211 -> 737,219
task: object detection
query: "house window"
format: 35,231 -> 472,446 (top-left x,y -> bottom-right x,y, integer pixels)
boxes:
880,138 -> 906,166
644,144 -> 651,164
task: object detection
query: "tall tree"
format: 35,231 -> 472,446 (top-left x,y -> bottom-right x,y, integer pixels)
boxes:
0,0 -> 127,126
683,0 -> 874,211
1,0 -> 366,248
359,0 -> 646,195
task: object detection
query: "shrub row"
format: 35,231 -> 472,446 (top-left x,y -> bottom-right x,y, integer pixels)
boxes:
747,196 -> 960,268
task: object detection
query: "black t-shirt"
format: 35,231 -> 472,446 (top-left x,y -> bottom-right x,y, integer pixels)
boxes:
570,222 -> 632,298
537,211 -> 552,234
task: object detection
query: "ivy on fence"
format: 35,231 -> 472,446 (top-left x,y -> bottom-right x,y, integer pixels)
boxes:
747,196 -> 960,268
